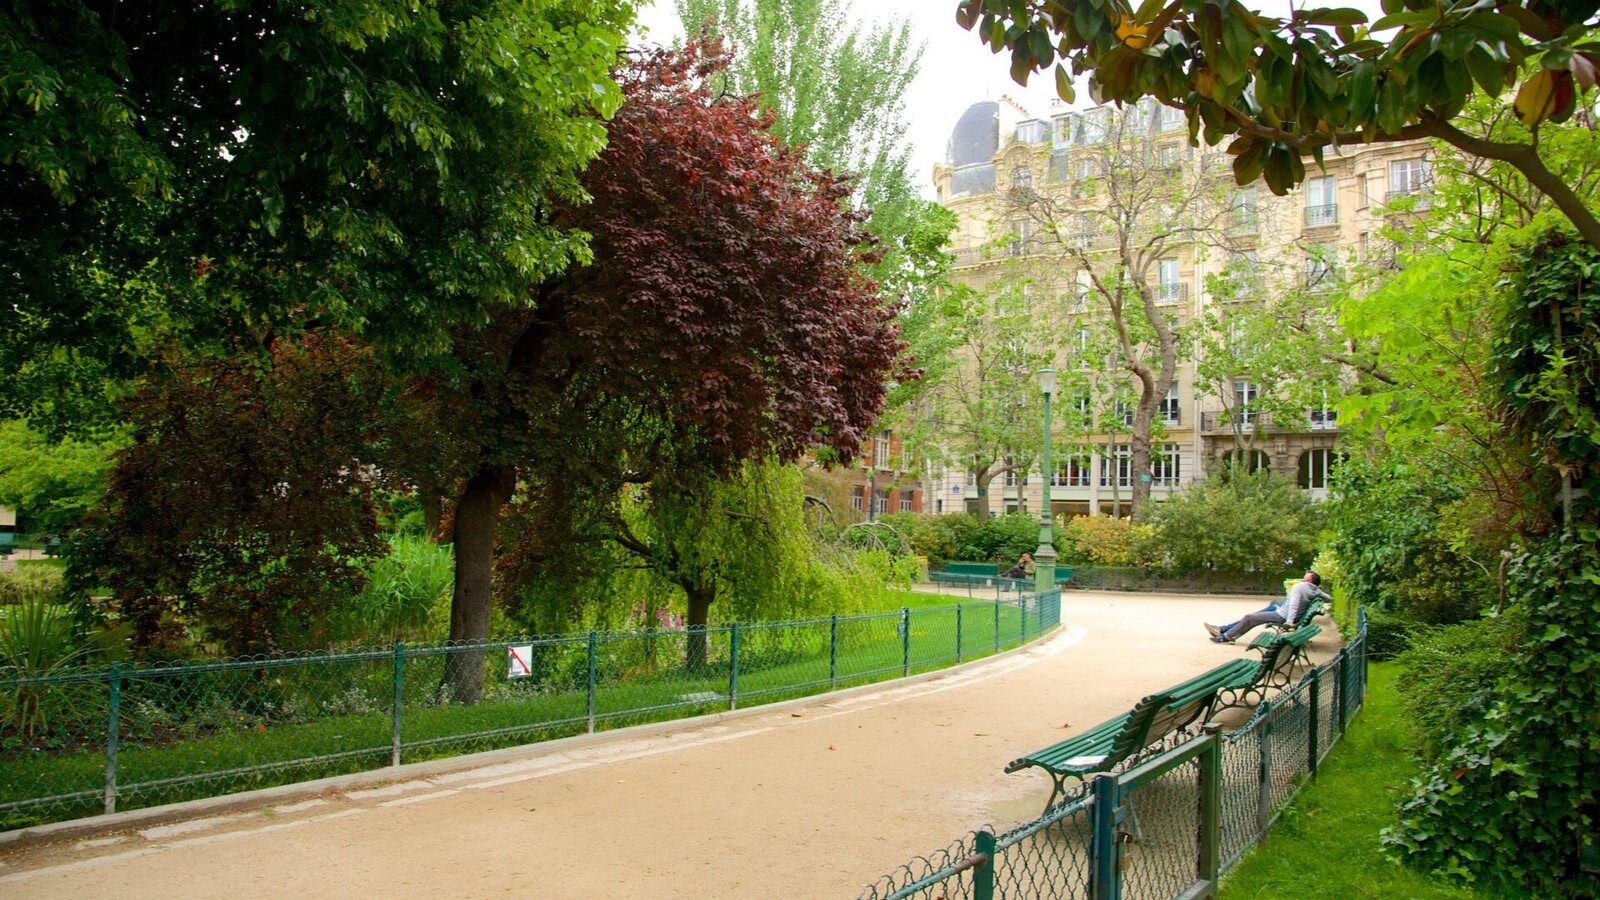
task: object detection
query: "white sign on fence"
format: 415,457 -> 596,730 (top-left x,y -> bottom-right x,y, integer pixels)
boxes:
507,645 -> 533,679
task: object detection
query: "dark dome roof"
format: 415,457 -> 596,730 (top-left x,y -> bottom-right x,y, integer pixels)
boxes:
948,101 -> 1000,167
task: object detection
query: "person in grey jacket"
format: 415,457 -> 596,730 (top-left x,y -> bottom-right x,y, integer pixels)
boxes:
1205,572 -> 1330,643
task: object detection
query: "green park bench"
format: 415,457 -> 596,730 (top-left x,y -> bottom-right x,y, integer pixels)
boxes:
1005,660 -> 1257,813
1216,624 -> 1323,712
941,561 -> 1002,578
1247,622 -> 1323,670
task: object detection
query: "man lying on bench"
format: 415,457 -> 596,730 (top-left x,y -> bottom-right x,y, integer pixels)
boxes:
1204,571 -> 1330,644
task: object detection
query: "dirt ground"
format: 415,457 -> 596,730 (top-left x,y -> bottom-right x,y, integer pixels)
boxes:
0,591 -> 1339,899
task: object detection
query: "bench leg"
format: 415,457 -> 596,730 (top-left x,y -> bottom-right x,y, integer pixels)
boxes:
1043,775 -> 1066,816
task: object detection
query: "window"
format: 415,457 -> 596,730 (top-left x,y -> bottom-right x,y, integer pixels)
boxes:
1070,392 -> 1092,420
1154,103 -> 1184,132
1156,259 -> 1183,304
1080,108 -> 1109,144
1233,379 -> 1258,426
1049,151 -> 1070,182
1228,189 -> 1258,233
1157,143 -> 1181,168
1388,158 -> 1430,196
965,469 -> 976,486
1100,444 -> 1132,488
1073,158 -> 1097,198
1115,399 -> 1134,427
850,485 -> 865,512
870,490 -> 888,517
1072,213 -> 1095,248
1153,443 -> 1183,486
1160,384 -> 1181,424
1012,165 -> 1033,190
1008,220 -> 1033,256
1004,456 -> 1019,487
935,498 -> 944,513
1071,271 -> 1091,311
1298,448 -> 1338,490
1309,391 -> 1338,429
1076,327 -> 1091,369
1222,448 -> 1271,475
1227,250 -> 1260,300
1304,176 -> 1338,226
899,491 -> 915,512
1057,451 -> 1093,487
873,434 -> 890,468
1304,244 -> 1337,291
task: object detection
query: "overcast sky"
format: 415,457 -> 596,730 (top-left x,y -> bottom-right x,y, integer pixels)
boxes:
632,2 -> 1388,198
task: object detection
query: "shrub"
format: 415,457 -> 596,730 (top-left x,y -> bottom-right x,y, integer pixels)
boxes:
1058,515 -> 1143,566
1393,614 -> 1521,762
0,565 -> 63,605
326,536 -> 453,645
953,512 -> 1039,563
1142,471 -> 1318,575
1386,532 -> 1492,625
1363,607 -> 1414,661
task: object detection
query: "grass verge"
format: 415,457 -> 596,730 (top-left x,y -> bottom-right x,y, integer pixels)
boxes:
1219,663 -> 1501,900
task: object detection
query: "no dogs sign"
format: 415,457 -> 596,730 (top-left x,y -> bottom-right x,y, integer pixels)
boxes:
507,645 -> 533,679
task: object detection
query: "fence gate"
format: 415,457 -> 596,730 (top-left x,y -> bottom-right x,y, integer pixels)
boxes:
1090,727 -> 1222,900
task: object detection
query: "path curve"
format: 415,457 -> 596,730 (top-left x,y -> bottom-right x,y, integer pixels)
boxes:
0,591 -> 1340,898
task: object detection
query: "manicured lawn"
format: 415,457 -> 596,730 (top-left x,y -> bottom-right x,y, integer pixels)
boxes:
1220,663 -> 1504,899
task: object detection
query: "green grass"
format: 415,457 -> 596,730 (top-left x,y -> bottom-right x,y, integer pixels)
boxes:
1,595 -> 1055,828
13,558 -> 65,572
1219,663 -> 1504,900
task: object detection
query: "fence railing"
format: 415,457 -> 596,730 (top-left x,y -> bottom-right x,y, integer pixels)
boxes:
859,609 -> 1369,899
0,589 -> 1062,830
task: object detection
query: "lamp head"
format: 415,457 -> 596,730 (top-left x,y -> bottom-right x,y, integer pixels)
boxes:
1038,367 -> 1057,396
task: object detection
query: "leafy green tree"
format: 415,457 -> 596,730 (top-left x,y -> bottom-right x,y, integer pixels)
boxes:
0,420 -> 118,536
2,0 -> 635,429
955,0 -> 1600,251
674,0 -> 924,281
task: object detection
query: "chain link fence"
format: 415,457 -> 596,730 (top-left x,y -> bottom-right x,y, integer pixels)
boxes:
0,589 -> 1062,830
860,609 -> 1370,899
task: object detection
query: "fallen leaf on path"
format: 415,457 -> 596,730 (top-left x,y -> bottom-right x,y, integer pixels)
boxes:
791,712 -> 803,717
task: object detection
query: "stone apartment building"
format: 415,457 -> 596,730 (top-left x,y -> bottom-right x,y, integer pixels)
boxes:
926,98 -> 1431,519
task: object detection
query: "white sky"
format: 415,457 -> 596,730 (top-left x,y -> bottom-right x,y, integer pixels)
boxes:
632,1 -> 1387,198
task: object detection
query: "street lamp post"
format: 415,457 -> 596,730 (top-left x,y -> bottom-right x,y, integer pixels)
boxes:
1035,368 -> 1057,592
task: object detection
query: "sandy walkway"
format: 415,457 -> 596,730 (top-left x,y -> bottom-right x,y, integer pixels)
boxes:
0,591 -> 1339,899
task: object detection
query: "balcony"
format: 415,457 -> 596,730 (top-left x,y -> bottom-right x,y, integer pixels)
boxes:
1383,188 -> 1433,211
1226,216 -> 1259,237
1304,204 -> 1338,228
1200,411 -> 1339,434
1154,282 -> 1189,305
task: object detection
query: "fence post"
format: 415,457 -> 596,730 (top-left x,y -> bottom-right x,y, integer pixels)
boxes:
1198,725 -> 1222,890
956,604 -> 963,663
1090,773 -> 1121,900
973,829 -> 997,900
1336,648 -> 1349,735
1019,593 -> 1027,642
900,608 -> 910,678
103,661 -> 122,815
586,631 -> 598,733
829,614 -> 838,688
1309,669 -> 1321,779
729,622 -> 740,710
390,643 -> 405,767
993,596 -> 1000,654
1257,719 -> 1273,835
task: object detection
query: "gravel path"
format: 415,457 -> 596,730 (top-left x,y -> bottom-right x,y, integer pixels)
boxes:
0,591 -> 1338,899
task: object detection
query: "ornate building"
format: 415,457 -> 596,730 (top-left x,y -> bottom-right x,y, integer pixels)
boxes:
928,98 -> 1430,518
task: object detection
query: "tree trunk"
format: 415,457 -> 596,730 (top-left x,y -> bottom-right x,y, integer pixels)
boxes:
684,581 -> 715,671
443,466 -> 512,703
420,485 -> 443,543
1130,401 -> 1157,514
973,466 -> 999,523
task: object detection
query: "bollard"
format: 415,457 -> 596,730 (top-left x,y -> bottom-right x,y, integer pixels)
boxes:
103,661 -> 122,815
829,614 -> 838,688
390,643 -> 405,766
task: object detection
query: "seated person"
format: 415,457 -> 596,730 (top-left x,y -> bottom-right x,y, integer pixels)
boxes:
1001,552 -> 1033,580
1205,571 -> 1330,644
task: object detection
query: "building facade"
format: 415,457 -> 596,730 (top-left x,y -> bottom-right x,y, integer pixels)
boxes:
929,98 -> 1430,519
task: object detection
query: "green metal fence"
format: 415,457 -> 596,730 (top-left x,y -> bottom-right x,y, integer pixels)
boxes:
0,589 -> 1062,830
858,609 -> 1370,899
